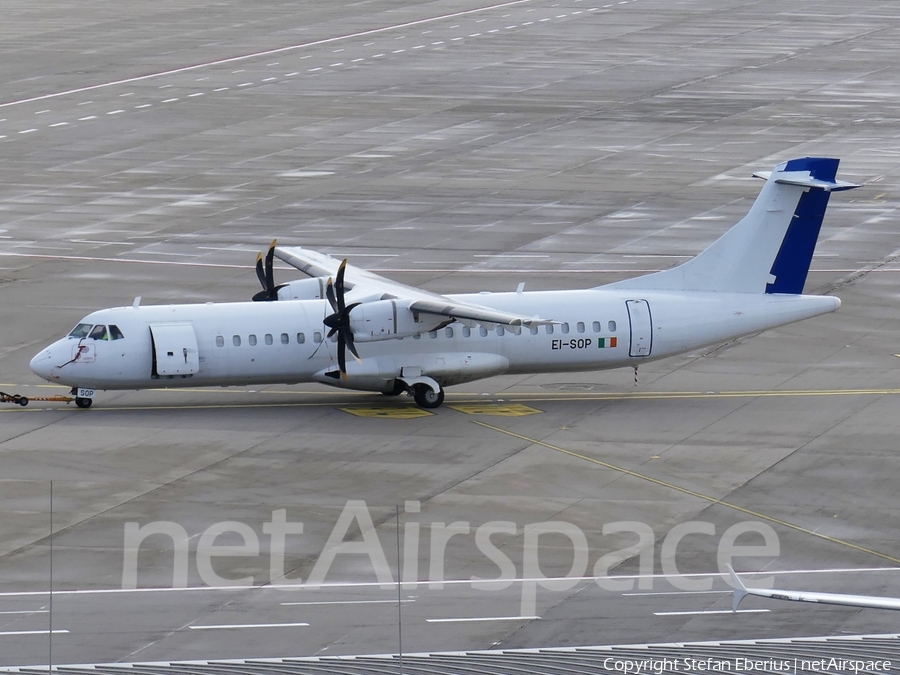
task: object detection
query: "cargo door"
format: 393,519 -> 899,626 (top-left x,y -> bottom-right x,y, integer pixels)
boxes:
150,324 -> 200,376
626,299 -> 653,357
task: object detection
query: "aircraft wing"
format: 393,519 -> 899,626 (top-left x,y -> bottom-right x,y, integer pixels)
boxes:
727,565 -> 900,612
275,246 -> 554,327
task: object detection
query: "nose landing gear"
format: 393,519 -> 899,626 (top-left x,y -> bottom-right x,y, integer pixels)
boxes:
71,387 -> 94,409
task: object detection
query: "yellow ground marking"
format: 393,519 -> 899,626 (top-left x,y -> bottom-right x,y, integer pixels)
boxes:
1,387 -> 899,414
473,420 -> 900,565
449,403 -> 542,416
340,406 -> 434,419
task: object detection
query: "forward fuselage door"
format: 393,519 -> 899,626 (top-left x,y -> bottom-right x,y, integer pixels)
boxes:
150,323 -> 200,376
626,299 -> 653,357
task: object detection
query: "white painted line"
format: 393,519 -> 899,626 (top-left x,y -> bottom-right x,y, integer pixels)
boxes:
413,45 -> 425,49
188,92 -> 205,97
469,33 -> 481,36
35,109 -> 49,114
309,67 -> 322,71
78,116 -> 97,120
158,84 -> 171,88
392,49 -> 405,53
488,28 -> 500,32
0,610 -> 48,614
213,87 -> 229,91
428,616 -> 539,623
285,72 -> 299,76
237,82 -> 253,87
106,109 -> 124,114
49,122 -> 68,127
18,128 -> 36,134
77,100 -> 92,105
330,62 -> 345,66
352,58 -> 365,62
0,136 -> 6,140
232,69 -> 245,73
432,41 -> 445,44
119,92 -> 133,97
162,98 -> 179,102
135,104 -> 152,108
0,0 -> 532,110
281,599 -> 412,606
623,590 -> 729,597
189,622 -> 309,630
372,54 -> 384,58
267,62 -> 279,66
451,37 -> 463,40
655,609 -> 769,616
262,77 -> 277,82
0,630 -> 68,636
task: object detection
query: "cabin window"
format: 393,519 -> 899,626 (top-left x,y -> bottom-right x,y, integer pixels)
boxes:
216,336 -> 225,348
592,321 -> 601,333
479,326 -> 488,337
233,335 -> 241,347
429,331 -> 437,339
314,332 -> 322,343
530,326 -> 538,335
89,325 -> 108,340
68,323 -> 93,339
561,323 -> 570,334
248,334 -> 257,346
462,326 -> 471,338
544,325 -> 553,335
413,333 -> 421,339
265,333 -> 273,346
445,327 -> 454,338
297,333 -> 306,344
109,325 -> 125,340
497,326 -> 505,336
281,333 -> 289,345
576,322 -> 585,333
608,320 -> 617,332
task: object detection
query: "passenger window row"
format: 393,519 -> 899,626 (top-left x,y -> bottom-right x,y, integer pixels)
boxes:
218,332 -> 323,348
409,320 -> 617,339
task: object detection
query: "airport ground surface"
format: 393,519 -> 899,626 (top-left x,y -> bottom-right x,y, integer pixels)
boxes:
2,0 -> 900,667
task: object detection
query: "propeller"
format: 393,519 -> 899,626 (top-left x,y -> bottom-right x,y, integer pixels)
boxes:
252,239 -> 283,301
322,259 -> 362,378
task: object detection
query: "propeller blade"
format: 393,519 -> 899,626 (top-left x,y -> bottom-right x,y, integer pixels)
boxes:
334,259 -> 348,313
337,331 -> 347,376
344,328 -> 361,363
255,252 -> 267,291
265,239 -> 277,296
325,277 -> 337,312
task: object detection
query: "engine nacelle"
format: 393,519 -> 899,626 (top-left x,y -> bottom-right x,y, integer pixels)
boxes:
276,277 -> 327,301
350,299 -> 447,342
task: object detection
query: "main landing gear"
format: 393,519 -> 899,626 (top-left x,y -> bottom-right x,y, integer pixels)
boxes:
388,375 -> 445,409
413,383 -> 444,409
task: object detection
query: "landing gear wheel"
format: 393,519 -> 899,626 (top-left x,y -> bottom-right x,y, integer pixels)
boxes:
75,397 -> 93,409
382,380 -> 406,396
18,397 -> 28,407
413,384 -> 444,409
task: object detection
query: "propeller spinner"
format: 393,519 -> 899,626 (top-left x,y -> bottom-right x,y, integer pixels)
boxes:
323,259 -> 362,378
252,239 -> 283,301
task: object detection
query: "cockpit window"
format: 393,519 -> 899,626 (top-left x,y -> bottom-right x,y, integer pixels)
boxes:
69,323 -> 93,339
109,325 -> 125,340
89,325 -> 109,340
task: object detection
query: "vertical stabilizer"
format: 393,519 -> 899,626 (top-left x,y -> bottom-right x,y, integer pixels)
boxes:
602,158 -> 860,294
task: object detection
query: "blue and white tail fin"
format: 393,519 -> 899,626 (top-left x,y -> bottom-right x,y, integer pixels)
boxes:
603,158 -> 860,294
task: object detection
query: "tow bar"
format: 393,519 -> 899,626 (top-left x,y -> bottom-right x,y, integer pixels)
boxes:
1,391 -> 75,407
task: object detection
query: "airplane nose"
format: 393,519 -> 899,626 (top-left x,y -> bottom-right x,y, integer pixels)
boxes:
30,349 -> 54,380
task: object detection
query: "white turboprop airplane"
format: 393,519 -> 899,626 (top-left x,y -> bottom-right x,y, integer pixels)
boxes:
29,157 -> 858,409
